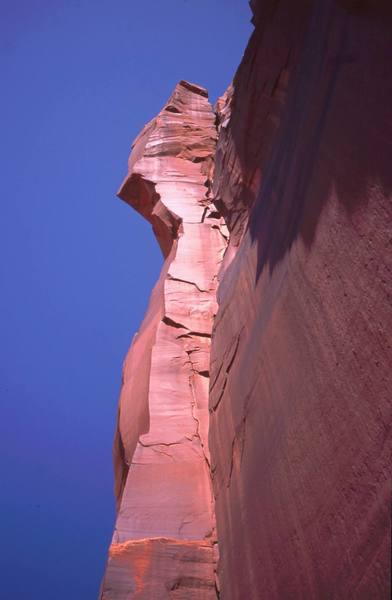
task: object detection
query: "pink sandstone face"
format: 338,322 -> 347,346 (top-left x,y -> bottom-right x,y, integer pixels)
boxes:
101,2 -> 391,598
100,81 -> 226,599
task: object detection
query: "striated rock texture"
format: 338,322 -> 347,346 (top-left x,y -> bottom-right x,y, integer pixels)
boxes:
102,1 -> 391,598
100,81 -> 226,599
210,0 -> 392,599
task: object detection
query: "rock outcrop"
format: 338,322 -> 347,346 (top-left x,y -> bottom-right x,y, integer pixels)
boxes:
100,81 -> 226,599
101,1 -> 391,598
210,1 -> 392,598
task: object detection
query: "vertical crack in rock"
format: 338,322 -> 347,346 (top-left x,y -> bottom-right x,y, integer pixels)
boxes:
100,80 -> 227,599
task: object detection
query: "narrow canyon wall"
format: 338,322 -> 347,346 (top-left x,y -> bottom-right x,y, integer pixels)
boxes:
210,0 -> 392,598
100,81 -> 226,599
101,1 -> 391,598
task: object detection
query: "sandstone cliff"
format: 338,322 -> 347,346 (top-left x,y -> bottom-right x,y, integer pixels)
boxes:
210,1 -> 391,598
100,81 -> 226,599
101,1 -> 391,598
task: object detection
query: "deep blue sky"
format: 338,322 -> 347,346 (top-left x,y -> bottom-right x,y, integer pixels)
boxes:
0,2 -> 251,598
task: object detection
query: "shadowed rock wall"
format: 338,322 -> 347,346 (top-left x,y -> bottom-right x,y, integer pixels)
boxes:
210,1 -> 391,598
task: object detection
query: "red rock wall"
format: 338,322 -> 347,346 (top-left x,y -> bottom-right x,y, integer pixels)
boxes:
210,1 -> 392,598
100,81 -> 226,599
101,2 -> 391,597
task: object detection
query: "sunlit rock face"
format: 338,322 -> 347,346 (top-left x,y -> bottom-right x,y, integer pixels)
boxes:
101,1 -> 391,597
100,81 -> 226,599
210,1 -> 392,598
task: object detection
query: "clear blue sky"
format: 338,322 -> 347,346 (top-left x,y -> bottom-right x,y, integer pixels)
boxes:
0,1 -> 252,598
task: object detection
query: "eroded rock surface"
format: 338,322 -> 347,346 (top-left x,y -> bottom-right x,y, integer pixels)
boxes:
100,81 -> 226,599
101,2 -> 391,598
210,1 -> 392,598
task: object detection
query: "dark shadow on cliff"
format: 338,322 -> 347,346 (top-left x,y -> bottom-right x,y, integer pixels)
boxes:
228,0 -> 392,281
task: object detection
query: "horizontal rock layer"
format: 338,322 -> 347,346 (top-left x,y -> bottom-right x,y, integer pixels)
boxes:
210,0 -> 392,598
102,539 -> 216,599
100,81 -> 226,599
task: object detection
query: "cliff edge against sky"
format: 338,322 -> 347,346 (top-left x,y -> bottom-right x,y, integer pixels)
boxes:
100,80 -> 225,598
100,1 -> 391,598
